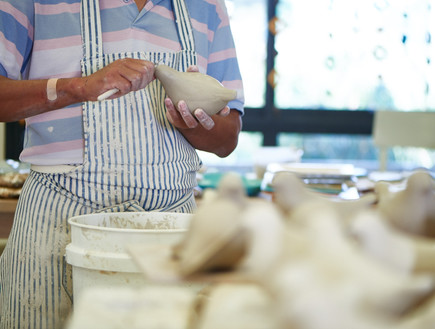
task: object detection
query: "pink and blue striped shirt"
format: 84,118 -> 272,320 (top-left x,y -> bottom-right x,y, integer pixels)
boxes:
0,0 -> 244,165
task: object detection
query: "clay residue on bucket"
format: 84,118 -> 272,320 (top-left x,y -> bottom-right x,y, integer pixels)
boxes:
100,214 -> 182,230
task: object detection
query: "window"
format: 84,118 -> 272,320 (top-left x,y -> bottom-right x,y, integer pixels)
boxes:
274,0 -> 434,111
204,0 -> 435,171
227,0 -> 267,108
5,0 -> 435,171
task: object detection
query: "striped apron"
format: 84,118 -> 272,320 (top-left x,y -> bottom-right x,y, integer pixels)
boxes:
0,0 -> 201,328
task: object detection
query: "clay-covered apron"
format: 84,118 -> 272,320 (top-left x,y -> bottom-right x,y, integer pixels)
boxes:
79,0 -> 201,212
0,1 -> 201,328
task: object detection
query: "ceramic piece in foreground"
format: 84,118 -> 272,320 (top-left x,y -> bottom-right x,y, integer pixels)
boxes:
271,171 -> 376,223
352,208 -> 435,275
265,201 -> 434,328
375,170 -> 435,237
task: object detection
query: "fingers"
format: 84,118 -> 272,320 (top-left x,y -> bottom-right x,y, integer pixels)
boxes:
165,98 -> 230,131
177,101 -> 198,128
165,97 -> 179,125
164,98 -> 197,129
94,59 -> 155,100
186,65 -> 199,72
218,106 -> 231,117
194,108 -> 215,130
118,59 -> 155,91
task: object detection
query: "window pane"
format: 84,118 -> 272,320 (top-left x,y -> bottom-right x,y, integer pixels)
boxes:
226,0 -> 267,107
198,132 -> 263,170
278,133 -> 435,171
275,0 -> 435,111
278,133 -> 377,161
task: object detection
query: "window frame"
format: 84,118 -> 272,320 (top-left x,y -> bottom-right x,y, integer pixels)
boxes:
241,0 -> 374,146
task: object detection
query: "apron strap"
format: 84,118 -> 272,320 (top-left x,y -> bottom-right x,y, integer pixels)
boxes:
80,0 -> 196,73
80,0 -> 103,71
172,0 -> 195,52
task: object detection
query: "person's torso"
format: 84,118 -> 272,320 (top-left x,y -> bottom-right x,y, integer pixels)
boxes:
22,0 -> 190,165
4,0 -> 243,165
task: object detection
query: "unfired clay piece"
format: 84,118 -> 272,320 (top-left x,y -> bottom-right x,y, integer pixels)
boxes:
271,171 -> 376,223
156,170 -> 435,329
155,65 -> 237,116
175,172 -> 286,278
196,283 -> 279,329
352,209 -> 435,274
174,172 -> 248,276
175,199 -> 246,276
375,170 -> 435,237
265,201 -> 434,327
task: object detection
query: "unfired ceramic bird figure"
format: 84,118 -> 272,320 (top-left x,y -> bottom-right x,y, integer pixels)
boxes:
174,172 -> 249,276
396,294 -> 435,329
271,171 -> 376,224
175,197 -> 246,276
351,209 -> 435,275
236,199 -> 286,278
375,170 -> 435,237
216,171 -> 248,205
264,201 -> 434,328
155,65 -> 237,116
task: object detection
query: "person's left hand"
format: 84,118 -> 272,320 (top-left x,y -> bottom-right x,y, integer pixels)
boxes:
164,65 -> 231,131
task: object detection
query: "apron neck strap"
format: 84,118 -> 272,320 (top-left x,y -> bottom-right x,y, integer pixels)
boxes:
80,0 -> 103,61
80,0 -> 196,62
172,0 -> 195,52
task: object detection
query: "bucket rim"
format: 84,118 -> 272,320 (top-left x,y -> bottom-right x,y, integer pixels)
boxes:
67,211 -> 191,233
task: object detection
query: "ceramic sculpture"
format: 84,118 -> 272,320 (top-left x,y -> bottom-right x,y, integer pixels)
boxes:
175,172 -> 286,278
264,201 -> 434,329
174,198 -> 247,276
155,65 -> 237,116
352,208 -> 435,274
271,171 -> 376,223
235,199 -> 286,278
174,172 -> 248,276
375,171 -> 435,237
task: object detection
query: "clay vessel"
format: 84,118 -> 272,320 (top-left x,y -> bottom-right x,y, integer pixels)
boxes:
155,65 -> 237,116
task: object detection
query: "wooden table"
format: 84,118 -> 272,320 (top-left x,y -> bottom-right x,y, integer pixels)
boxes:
0,198 -> 17,239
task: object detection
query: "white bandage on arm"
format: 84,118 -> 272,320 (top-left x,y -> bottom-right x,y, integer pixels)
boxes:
46,78 -> 59,101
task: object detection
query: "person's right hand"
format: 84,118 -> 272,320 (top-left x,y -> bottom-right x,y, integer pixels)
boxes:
83,58 -> 155,101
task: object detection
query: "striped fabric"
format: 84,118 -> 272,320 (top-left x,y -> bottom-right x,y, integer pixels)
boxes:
0,0 -> 244,165
0,0 -> 210,328
0,172 -> 86,329
79,0 -> 201,193
0,170 -> 196,329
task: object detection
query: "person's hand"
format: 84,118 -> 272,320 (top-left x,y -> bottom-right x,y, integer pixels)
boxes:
83,58 -> 155,101
165,65 -> 231,130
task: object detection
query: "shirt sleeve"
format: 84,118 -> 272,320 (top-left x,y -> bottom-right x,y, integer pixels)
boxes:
0,0 -> 34,79
188,0 -> 245,114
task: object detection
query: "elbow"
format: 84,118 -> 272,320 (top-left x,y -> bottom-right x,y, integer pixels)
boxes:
214,126 -> 242,158
214,111 -> 242,158
214,137 -> 239,158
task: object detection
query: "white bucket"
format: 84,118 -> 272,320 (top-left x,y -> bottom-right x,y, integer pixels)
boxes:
65,211 -> 191,301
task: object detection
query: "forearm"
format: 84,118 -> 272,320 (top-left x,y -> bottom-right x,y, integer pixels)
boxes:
0,59 -> 156,122
0,76 -> 85,122
179,110 -> 242,157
